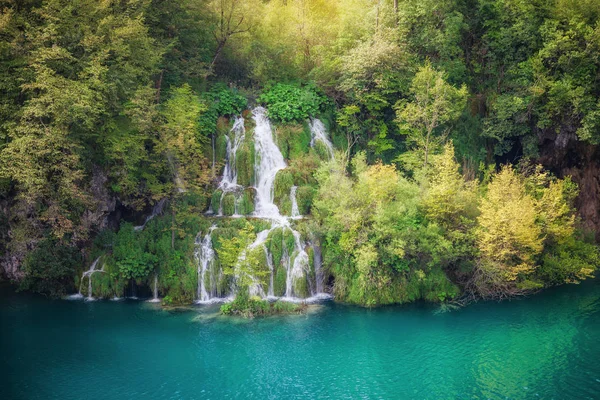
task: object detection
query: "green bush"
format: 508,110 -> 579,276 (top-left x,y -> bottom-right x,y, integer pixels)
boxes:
220,291 -> 305,317
538,236 -> 599,285
199,86 -> 248,137
20,238 -> 79,298
296,186 -> 316,215
259,83 -> 328,122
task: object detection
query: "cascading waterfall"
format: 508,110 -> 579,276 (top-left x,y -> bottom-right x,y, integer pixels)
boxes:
196,107 -> 333,303
220,116 -> 246,191
216,116 -> 246,216
148,274 -> 160,303
309,118 -> 334,159
264,245 -> 275,297
252,107 -> 287,220
290,186 -> 301,218
67,256 -> 104,301
195,226 -> 217,303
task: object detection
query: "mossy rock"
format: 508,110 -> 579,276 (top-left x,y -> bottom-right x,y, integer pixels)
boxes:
237,188 -> 255,215
278,199 -> 292,216
211,190 -> 223,213
274,262 -> 287,297
273,169 -> 294,215
222,193 -> 236,216
287,153 -> 320,186
267,227 -> 284,266
236,138 -> 255,187
274,123 -> 311,161
293,275 -> 309,298
282,228 -> 296,255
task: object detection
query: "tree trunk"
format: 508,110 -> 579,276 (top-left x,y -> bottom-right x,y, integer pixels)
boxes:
394,0 -> 399,27
155,70 -> 164,104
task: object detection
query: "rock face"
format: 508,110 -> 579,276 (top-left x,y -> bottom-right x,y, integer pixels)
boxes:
537,131 -> 600,240
0,167 -> 116,281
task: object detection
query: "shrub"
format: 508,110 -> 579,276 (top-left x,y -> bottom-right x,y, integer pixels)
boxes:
20,239 -> 79,297
259,83 -> 328,122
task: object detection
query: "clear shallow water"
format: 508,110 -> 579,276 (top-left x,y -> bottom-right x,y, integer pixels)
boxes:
1,280 -> 600,400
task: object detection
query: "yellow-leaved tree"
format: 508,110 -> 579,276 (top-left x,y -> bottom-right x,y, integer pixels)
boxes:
475,166 -> 543,297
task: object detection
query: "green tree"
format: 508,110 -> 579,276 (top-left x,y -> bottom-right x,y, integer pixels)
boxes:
395,62 -> 468,167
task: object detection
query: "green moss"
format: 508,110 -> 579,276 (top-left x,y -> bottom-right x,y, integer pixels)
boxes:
274,123 -> 311,161
274,262 -> 287,297
273,168 -> 294,215
215,129 -> 229,175
236,139 -> 255,187
293,275 -> 309,298
248,245 -> 270,291
211,190 -> 223,213
313,140 -> 331,161
220,293 -> 306,317
237,188 -> 255,215
283,228 -> 296,255
267,227 -> 284,265
222,193 -> 236,216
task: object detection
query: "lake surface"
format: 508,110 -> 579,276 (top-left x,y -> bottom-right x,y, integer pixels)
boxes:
1,279 -> 600,400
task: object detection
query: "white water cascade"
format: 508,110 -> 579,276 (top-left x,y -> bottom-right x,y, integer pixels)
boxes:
290,186 -> 301,219
252,107 -> 287,220
194,107 -> 332,304
214,116 -> 246,216
195,226 -> 218,303
148,274 -> 160,303
309,118 -> 334,159
67,256 -> 104,301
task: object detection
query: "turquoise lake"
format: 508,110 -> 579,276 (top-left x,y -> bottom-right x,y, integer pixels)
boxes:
1,279 -> 600,399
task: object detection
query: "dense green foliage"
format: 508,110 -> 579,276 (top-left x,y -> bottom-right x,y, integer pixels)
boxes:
0,0 -> 598,308
259,83 -> 328,122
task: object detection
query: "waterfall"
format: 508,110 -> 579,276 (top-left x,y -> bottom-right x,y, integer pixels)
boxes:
290,186 -> 301,218
252,107 -> 287,220
67,256 -> 104,301
195,226 -> 217,303
148,274 -> 160,303
220,116 -> 246,191
290,230 -> 310,297
134,198 -> 167,231
309,118 -> 334,160
193,107 -> 333,304
264,245 -> 275,297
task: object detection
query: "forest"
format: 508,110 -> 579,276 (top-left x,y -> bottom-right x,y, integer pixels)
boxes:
1,0 -> 599,312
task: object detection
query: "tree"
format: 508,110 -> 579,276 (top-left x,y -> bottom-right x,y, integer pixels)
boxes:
395,62 -> 467,167
207,0 -> 252,74
475,166 -> 543,297
160,84 -> 210,193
